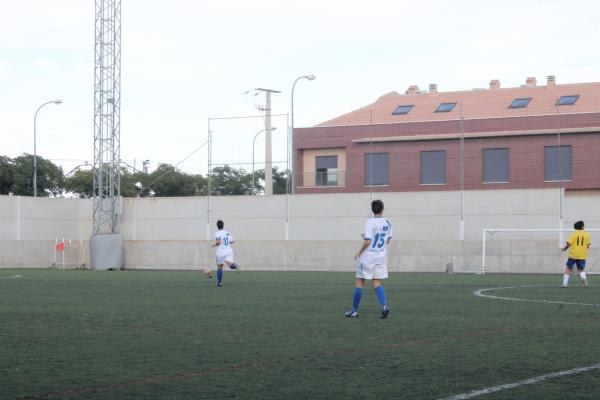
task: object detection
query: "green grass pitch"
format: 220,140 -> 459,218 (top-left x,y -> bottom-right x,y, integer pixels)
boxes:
1,270 -> 600,399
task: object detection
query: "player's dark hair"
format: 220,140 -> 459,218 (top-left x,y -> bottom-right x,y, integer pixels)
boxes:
217,220 -> 224,230
574,220 -> 584,230
371,199 -> 384,215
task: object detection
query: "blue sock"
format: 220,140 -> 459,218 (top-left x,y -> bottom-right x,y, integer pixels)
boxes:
229,263 -> 238,270
352,287 -> 363,311
217,269 -> 223,284
375,286 -> 387,307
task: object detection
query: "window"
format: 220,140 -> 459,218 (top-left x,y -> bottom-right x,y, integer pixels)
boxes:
420,151 -> 446,184
544,145 -> 572,181
556,95 -> 579,106
435,103 -> 457,113
483,148 -> 509,183
392,105 -> 414,115
509,98 -> 531,109
364,153 -> 389,185
316,155 -> 338,186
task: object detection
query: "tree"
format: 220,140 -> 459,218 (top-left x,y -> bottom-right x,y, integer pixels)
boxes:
0,156 -> 14,195
11,154 -> 64,197
64,167 -> 142,198
64,169 -> 93,198
120,168 -> 145,198
209,165 -> 253,195
62,163 -> 207,198
272,167 -> 290,195
141,164 -> 206,197
253,167 -> 290,195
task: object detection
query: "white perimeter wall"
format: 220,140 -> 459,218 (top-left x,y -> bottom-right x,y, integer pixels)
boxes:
1,189 -> 599,272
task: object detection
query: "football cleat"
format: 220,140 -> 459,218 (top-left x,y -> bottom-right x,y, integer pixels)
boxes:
381,306 -> 390,319
582,280 -> 589,289
216,282 -> 222,287
561,285 -> 567,288
345,310 -> 359,318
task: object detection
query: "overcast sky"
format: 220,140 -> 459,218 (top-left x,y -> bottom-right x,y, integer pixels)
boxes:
1,0 -> 599,175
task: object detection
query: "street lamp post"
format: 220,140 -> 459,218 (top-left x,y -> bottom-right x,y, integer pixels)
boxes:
290,75 -> 315,194
33,99 -> 62,197
252,127 -> 277,194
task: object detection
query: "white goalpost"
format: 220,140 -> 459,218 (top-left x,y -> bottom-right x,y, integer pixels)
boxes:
481,228 -> 600,274
51,238 -> 87,270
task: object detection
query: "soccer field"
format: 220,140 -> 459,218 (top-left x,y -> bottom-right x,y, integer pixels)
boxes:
1,270 -> 600,400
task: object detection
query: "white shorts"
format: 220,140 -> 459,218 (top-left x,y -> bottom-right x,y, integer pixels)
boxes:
355,260 -> 388,280
216,249 -> 234,265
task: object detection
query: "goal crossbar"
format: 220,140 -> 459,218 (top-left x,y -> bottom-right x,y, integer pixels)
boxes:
481,228 -> 600,274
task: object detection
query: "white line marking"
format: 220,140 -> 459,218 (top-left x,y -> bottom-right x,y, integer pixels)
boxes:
439,363 -> 600,400
474,285 -> 600,307
0,274 -> 21,279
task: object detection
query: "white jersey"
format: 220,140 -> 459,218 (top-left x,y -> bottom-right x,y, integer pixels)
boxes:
361,217 -> 393,264
214,230 -> 234,252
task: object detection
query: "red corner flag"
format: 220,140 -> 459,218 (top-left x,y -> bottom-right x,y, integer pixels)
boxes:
55,242 -> 65,252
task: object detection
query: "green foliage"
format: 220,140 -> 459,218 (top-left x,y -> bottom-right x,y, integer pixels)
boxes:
120,168 -> 145,198
272,167 -> 290,194
0,156 -> 14,194
141,164 -> 206,197
0,154 -> 287,197
209,165 -> 253,195
10,154 -> 64,196
236,166 -> 290,195
64,169 -> 93,198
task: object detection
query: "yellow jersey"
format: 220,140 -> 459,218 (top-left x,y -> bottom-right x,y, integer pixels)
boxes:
567,230 -> 591,260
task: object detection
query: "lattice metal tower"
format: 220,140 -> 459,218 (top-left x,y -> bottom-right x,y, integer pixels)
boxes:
93,0 -> 121,235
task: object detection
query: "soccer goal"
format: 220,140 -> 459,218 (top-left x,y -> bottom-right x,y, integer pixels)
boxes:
51,238 -> 87,270
481,228 -> 600,275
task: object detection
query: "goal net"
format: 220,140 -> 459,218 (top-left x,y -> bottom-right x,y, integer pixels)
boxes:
51,238 -> 87,270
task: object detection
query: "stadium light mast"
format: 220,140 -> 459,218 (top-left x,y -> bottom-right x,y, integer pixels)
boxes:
290,74 -> 316,194
459,103 -> 465,241
255,88 -> 281,196
90,0 -> 123,269
252,127 -> 277,194
33,99 -> 62,197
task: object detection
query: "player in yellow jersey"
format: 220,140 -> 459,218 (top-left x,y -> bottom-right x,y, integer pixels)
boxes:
561,220 -> 591,288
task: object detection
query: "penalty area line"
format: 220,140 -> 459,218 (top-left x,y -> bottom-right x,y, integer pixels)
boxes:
439,363 -> 600,400
0,275 -> 21,279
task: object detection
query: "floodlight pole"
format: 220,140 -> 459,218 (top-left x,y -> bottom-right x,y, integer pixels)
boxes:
207,118 -> 212,241
556,104 -> 564,247
290,75 -> 316,194
255,88 -> 281,196
459,104 -> 465,241
252,128 -> 277,194
33,100 -> 62,197
90,0 -> 123,270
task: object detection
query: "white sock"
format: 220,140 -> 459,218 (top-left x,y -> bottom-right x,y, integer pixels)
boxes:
580,272 -> 587,282
563,274 -> 570,286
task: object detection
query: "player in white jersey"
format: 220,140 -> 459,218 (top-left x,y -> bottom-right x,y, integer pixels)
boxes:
211,220 -> 240,287
345,200 -> 392,319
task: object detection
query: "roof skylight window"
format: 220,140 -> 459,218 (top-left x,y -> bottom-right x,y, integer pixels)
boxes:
556,95 -> 579,106
435,103 -> 457,113
509,98 -> 531,109
392,105 -> 414,115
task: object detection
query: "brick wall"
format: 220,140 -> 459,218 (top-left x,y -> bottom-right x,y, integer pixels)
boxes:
294,114 -> 600,193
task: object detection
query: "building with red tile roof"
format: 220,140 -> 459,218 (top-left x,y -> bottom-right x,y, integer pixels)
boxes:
293,76 -> 600,193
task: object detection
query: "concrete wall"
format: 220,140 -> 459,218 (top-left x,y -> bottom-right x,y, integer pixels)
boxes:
1,188 -> 598,272
0,196 -> 92,240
